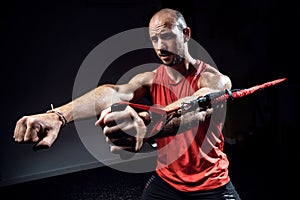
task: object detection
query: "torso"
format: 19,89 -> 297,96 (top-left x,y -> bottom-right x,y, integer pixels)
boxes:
149,60 -> 230,192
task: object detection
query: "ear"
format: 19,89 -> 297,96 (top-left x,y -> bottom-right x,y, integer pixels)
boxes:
183,27 -> 191,42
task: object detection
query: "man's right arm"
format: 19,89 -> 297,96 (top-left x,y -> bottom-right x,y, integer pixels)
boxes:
13,84 -> 126,149
13,71 -> 155,150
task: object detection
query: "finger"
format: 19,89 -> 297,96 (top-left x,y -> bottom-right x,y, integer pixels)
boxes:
104,111 -> 132,127
96,112 -> 120,128
135,138 -> 144,152
108,135 -> 136,147
105,136 -> 135,146
105,129 -> 144,152
198,111 -> 207,122
99,107 -> 136,128
119,120 -> 146,139
110,145 -> 135,153
206,108 -> 213,116
24,125 -> 41,142
14,117 -> 27,142
109,106 -> 138,124
102,121 -> 133,137
104,116 -> 146,141
32,141 -> 50,151
34,140 -> 51,151
109,145 -> 135,160
95,107 -> 111,126
14,124 -> 26,142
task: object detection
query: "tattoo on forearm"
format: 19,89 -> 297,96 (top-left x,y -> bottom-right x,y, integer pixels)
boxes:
151,108 -> 211,138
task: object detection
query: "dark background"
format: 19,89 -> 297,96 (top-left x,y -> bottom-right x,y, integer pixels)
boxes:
0,0 -> 296,199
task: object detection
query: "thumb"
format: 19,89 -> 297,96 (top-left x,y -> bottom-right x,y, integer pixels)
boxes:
138,111 -> 151,126
33,130 -> 58,151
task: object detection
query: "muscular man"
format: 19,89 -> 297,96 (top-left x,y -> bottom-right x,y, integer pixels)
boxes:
14,8 -> 241,199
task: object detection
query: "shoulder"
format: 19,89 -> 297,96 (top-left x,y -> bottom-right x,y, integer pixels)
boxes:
128,64 -> 165,87
129,71 -> 156,87
198,64 -> 232,90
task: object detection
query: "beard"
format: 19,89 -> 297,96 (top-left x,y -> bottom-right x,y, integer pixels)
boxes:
167,54 -> 184,66
159,49 -> 184,66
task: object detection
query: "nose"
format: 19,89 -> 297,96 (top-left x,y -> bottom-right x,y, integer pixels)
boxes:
157,38 -> 166,50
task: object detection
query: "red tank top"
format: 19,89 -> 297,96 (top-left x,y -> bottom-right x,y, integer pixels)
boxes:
150,60 -> 230,192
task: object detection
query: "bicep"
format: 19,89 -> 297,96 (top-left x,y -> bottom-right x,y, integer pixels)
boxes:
116,71 -> 154,102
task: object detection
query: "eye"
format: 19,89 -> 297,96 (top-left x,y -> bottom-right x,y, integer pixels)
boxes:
150,36 -> 158,43
160,32 -> 174,40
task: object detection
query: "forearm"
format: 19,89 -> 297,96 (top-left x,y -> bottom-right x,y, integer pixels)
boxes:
159,78 -> 229,134
150,107 -> 211,139
148,87 -> 220,139
52,84 -> 127,123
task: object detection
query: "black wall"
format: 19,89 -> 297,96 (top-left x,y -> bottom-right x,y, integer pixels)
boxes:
1,0 -> 295,188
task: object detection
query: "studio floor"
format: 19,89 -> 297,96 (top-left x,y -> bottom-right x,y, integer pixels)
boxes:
0,135 -> 288,200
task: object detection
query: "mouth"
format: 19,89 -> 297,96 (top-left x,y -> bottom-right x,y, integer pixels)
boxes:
158,49 -> 173,57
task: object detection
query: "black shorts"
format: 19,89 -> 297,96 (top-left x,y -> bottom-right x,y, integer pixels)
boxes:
141,172 -> 241,200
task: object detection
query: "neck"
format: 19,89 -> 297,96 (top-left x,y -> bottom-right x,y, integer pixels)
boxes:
165,59 -> 194,83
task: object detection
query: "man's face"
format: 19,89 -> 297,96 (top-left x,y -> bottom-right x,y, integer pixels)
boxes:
149,22 -> 185,66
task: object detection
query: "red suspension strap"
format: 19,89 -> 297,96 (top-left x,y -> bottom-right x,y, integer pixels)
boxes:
114,77 -> 286,113
111,77 -> 287,139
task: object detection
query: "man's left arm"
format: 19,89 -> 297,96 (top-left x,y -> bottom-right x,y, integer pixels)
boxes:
147,71 -> 231,139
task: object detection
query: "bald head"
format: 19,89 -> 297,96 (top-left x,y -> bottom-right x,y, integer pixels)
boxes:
149,8 -> 187,31
148,8 -> 190,66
